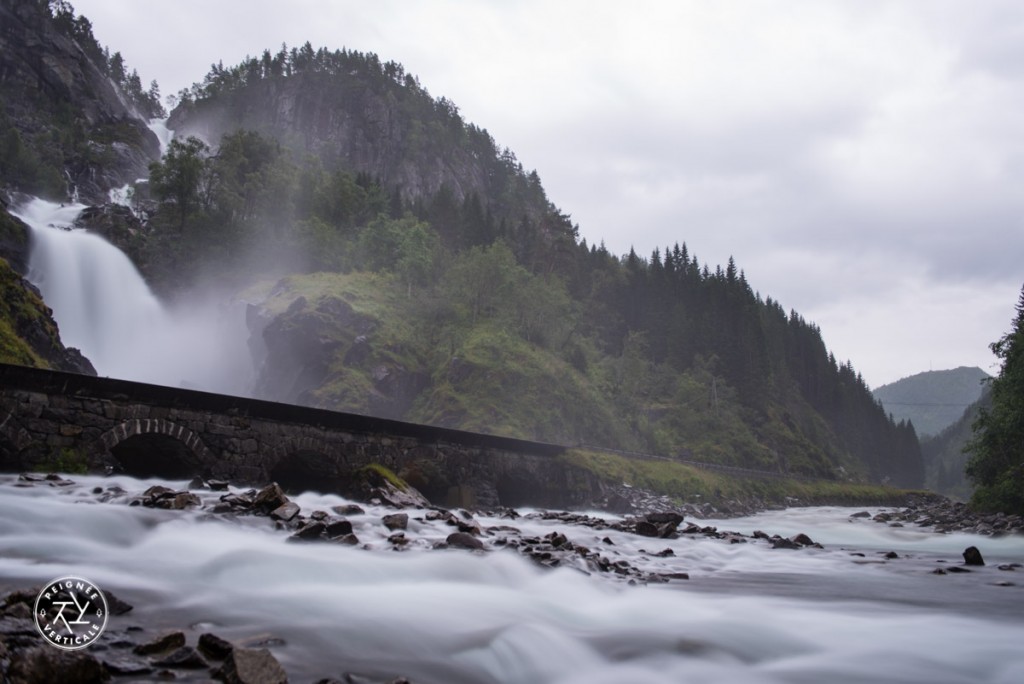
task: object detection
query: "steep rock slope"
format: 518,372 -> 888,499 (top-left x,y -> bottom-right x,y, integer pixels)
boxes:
167,48 -> 553,228
0,0 -> 158,203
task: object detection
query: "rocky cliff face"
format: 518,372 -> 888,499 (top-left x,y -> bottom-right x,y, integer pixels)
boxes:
0,0 -> 159,203
167,64 -> 544,221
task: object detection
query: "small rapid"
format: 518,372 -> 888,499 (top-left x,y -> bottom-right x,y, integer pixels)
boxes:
1,474 -> 1022,683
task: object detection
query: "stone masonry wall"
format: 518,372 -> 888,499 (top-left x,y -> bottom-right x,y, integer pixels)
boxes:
0,363 -> 604,509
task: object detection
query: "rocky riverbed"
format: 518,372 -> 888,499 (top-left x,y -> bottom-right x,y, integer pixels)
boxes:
2,472 -> 1022,683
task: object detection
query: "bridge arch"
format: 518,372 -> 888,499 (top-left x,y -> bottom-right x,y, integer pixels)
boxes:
267,436 -> 349,494
99,419 -> 212,479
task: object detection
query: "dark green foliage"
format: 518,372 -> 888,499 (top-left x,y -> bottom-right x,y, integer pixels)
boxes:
921,387 -> 991,499
966,285 -> 1024,514
149,136 -> 210,232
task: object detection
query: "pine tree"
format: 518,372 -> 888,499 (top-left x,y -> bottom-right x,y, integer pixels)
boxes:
965,283 -> 1024,514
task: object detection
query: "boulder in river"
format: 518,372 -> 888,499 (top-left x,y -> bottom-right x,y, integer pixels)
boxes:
963,546 -> 985,566
446,531 -> 485,550
216,646 -> 288,684
7,645 -> 108,683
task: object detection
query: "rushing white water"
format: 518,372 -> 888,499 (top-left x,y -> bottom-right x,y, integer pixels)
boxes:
148,117 -> 174,156
1,474 -> 1022,683
13,197 -> 252,393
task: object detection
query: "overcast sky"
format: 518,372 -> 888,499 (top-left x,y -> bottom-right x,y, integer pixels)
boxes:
71,0 -> 1023,388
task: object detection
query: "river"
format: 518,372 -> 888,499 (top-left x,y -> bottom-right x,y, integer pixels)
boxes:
1,473 -> 1022,683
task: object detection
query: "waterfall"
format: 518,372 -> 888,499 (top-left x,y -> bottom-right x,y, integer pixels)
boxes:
12,197 -> 252,394
148,117 -> 174,156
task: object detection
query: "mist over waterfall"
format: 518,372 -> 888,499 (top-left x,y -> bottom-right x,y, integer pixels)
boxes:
13,198 -> 253,394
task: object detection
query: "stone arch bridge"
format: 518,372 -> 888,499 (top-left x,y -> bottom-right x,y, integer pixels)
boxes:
0,363 -> 603,509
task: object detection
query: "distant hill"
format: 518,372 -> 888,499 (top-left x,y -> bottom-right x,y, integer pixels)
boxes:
873,367 -> 991,438
919,386 -> 991,499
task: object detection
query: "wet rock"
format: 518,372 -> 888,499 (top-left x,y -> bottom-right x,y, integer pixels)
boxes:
850,511 -> 871,518
222,492 -> 256,509
253,483 -> 289,512
154,645 -> 208,669
2,601 -> 31,620
658,572 -> 690,581
332,533 -> 361,546
546,531 -> 569,548
7,645 -> 109,683
388,532 -> 409,547
382,513 -> 409,531
790,533 -> 815,546
100,654 -> 152,676
325,519 -> 354,538
883,551 -> 900,560
199,632 -> 235,660
289,521 -> 326,541
133,630 -> 186,656
963,546 -> 985,566
635,520 -> 660,537
457,519 -> 483,535
332,504 -> 365,516
446,531 -> 485,550
216,646 -> 288,684
208,479 -> 231,491
270,502 -> 301,522
102,590 -> 133,616
771,537 -> 801,550
645,511 -> 684,526
160,491 -> 202,510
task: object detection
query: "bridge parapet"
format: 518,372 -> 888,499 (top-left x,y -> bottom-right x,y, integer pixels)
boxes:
0,363 -> 600,509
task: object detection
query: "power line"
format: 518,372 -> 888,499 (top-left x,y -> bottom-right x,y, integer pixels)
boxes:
881,401 -> 974,407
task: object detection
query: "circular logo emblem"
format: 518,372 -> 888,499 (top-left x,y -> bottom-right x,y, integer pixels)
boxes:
33,576 -> 108,650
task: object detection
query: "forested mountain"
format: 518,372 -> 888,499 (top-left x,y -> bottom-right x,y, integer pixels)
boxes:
873,367 -> 991,438
0,2 -> 925,488
921,387 -> 991,499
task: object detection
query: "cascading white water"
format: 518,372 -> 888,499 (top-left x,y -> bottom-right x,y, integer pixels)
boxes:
13,197 -> 252,393
1,475 -> 1022,684
148,116 -> 174,155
